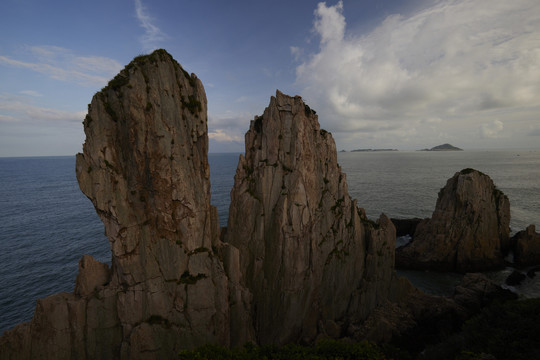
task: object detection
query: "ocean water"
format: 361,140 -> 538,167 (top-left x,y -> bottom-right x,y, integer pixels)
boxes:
1,150 -> 539,335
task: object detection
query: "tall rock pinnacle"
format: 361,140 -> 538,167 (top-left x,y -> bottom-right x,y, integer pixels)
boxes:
75,49 -> 232,353
0,49 -> 239,359
225,90 -> 398,345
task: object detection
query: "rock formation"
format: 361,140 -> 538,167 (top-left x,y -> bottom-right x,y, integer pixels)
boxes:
396,169 -> 510,272
513,225 -> 540,266
2,50 -> 515,359
225,90 -> 402,345
0,49 -> 251,359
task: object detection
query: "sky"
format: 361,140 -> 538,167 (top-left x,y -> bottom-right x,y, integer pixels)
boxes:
1,0 -> 539,156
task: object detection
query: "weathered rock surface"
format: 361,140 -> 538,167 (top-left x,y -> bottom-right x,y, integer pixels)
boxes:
0,49 -> 250,359
513,225 -> 540,266
396,169 -> 510,272
225,90 -> 402,345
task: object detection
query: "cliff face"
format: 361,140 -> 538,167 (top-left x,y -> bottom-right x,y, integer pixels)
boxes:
396,168 -> 510,272
75,49 -> 237,355
0,50 -> 250,359
225,91 -> 399,345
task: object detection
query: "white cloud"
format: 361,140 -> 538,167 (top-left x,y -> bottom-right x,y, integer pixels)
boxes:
19,90 -> 42,97
207,111 -> 252,151
0,46 -> 122,87
313,0 -> 344,45
481,120 -> 504,138
290,46 -> 303,61
295,0 -> 540,149
0,94 -> 85,123
134,0 -> 168,51
208,129 -> 243,143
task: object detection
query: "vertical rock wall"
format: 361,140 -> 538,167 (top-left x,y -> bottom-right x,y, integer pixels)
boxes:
225,91 -> 398,345
76,49 -> 232,356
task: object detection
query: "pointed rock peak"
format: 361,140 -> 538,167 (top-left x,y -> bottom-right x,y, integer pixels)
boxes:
226,91 -> 398,345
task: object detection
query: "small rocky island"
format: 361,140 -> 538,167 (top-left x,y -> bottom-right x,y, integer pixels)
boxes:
1,50 -> 536,359
351,148 -> 398,152
420,143 -> 463,151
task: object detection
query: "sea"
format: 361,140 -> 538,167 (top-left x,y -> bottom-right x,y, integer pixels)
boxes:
1,150 -> 539,335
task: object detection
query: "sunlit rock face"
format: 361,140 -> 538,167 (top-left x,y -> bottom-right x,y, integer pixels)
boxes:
225,90 -> 399,345
75,49 -> 233,357
397,168 -> 510,272
0,49 -> 249,360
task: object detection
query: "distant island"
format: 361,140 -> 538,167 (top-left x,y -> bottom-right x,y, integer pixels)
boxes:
420,143 -> 463,151
351,148 -> 398,152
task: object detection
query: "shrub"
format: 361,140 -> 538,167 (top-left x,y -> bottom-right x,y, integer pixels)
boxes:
178,340 -> 384,360
422,298 -> 540,360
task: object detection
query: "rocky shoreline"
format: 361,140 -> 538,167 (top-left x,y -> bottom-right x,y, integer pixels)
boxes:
1,50 -> 539,359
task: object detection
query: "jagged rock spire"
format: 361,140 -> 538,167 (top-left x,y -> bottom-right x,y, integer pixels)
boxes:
226,90 -> 398,344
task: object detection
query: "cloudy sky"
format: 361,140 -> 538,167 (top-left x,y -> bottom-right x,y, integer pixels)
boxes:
1,0 -> 539,156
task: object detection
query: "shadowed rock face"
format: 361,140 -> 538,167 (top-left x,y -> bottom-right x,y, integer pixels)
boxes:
225,90 -> 399,345
514,225 -> 540,266
396,168 -> 510,272
0,49 -> 242,360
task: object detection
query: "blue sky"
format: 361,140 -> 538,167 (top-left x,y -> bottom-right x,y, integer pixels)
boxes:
1,0 -> 539,156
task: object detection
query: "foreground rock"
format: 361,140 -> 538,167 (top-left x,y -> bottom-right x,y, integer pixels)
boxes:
513,225 -> 540,266
0,49 -> 250,359
357,273 -> 516,353
396,169 -> 510,272
225,90 -> 405,345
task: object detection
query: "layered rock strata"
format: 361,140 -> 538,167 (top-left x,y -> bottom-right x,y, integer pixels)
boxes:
225,90 -> 401,345
396,168 -> 510,272
0,49 -> 251,359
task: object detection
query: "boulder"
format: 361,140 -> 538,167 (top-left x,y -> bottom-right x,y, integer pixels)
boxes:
453,273 -> 516,314
225,90 -> 401,345
513,225 -> 540,266
396,169 -> 510,272
75,255 -> 110,297
505,270 -> 527,286
355,273 -> 515,353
